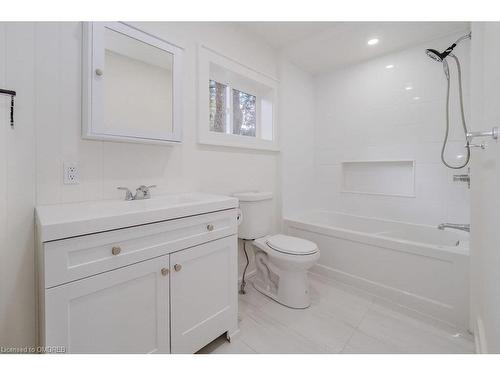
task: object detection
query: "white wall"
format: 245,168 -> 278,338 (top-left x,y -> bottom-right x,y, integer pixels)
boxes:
36,22 -> 280,208
0,23 -> 37,349
314,31 -> 471,225
279,59 -> 316,218
469,22 -> 500,353
1,21 -> 288,348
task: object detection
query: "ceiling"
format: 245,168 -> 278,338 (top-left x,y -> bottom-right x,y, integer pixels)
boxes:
233,22 -> 470,74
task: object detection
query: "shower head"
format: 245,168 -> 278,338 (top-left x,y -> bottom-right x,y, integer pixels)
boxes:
425,32 -> 471,62
426,48 -> 451,79
425,43 -> 457,62
426,48 -> 446,62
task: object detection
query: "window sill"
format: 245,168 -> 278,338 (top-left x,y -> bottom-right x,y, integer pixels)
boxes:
198,133 -> 279,152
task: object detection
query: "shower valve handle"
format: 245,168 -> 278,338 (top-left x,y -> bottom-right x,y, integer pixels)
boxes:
468,143 -> 487,150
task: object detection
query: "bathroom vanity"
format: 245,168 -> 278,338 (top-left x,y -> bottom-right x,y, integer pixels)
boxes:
35,193 -> 239,354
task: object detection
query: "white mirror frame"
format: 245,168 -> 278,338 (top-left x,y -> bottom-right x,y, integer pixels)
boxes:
82,22 -> 183,145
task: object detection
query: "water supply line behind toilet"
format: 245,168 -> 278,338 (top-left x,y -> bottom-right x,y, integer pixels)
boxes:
236,208 -> 250,295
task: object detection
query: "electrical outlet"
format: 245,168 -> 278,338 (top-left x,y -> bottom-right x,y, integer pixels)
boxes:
63,162 -> 80,185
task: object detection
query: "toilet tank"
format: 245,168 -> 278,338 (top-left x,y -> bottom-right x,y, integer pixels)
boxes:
233,191 -> 273,240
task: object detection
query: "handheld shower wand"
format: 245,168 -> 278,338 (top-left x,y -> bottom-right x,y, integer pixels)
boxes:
425,32 -> 472,170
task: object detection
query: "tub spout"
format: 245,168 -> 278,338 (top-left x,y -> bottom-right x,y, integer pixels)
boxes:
437,223 -> 470,232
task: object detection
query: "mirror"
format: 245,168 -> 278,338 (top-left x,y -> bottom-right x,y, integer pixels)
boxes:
83,22 -> 183,144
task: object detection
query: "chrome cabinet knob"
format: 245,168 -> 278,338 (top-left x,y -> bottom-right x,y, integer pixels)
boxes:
207,224 -> 214,232
174,264 -> 182,272
111,246 -> 121,255
161,268 -> 169,276
95,68 -> 103,77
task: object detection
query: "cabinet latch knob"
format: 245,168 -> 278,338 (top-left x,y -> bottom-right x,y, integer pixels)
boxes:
161,268 -> 169,276
111,246 -> 121,255
174,264 -> 182,272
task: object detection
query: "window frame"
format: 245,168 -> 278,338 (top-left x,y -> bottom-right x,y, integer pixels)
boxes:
198,45 -> 279,151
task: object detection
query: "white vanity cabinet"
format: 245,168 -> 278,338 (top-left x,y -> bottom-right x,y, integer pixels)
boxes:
170,236 -> 237,354
45,254 -> 171,354
36,193 -> 239,354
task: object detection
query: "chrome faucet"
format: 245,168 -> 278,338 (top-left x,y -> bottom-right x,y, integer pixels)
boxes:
117,185 -> 156,200
437,223 -> 470,232
117,187 -> 134,201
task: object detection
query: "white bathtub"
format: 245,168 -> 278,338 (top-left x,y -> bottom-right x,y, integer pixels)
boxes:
284,211 -> 469,329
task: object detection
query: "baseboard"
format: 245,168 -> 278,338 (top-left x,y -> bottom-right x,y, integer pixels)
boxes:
310,263 -> 466,330
474,317 -> 488,354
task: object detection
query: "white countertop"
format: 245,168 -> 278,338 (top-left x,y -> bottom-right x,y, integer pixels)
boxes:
35,192 -> 239,242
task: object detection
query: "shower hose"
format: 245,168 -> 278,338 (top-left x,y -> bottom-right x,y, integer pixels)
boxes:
441,54 -> 470,169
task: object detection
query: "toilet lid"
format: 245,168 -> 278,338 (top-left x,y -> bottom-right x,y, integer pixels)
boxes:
266,234 -> 318,255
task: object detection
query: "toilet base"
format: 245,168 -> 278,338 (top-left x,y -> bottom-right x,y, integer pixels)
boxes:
252,274 -> 311,309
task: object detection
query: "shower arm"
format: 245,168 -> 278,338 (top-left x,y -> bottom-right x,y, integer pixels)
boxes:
442,32 -> 471,60
454,32 -> 472,45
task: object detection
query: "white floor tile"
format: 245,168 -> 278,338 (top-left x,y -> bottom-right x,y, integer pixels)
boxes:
238,281 -> 272,317
371,297 -> 473,337
357,305 -> 474,354
199,274 -> 474,354
258,297 -> 355,353
341,330 -> 402,354
308,274 -> 374,327
239,305 -> 331,353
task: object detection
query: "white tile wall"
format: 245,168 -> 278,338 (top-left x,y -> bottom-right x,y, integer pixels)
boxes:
279,59 -> 316,218
313,31 -> 471,225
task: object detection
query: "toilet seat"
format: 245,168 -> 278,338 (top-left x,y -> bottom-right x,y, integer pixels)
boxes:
257,234 -> 318,256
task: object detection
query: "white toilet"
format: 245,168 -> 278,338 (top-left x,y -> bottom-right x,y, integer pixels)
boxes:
234,191 -> 320,309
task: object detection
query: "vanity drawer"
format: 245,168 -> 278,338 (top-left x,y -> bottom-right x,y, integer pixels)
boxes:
43,209 -> 237,288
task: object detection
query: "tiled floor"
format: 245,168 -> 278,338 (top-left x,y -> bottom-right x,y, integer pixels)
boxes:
197,273 -> 475,354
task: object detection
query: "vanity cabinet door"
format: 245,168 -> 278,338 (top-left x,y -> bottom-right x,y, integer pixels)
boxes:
170,235 -> 238,354
45,255 -> 170,354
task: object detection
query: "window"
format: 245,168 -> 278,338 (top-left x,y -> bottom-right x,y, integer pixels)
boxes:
199,46 -> 279,151
232,88 -> 256,137
209,80 -> 257,137
209,80 -> 229,133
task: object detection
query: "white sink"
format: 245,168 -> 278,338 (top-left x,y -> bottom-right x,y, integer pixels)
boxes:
36,192 -> 238,242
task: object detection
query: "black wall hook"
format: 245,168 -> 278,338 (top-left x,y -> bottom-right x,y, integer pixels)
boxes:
0,88 -> 16,127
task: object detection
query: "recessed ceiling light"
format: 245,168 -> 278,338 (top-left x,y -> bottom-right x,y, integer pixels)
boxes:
367,38 -> 379,46
405,86 -> 413,91
413,96 -> 420,100
385,64 -> 394,69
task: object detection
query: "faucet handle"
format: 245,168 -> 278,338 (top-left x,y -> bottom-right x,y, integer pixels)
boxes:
145,185 -> 156,198
117,187 -> 134,201
135,185 -> 156,199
